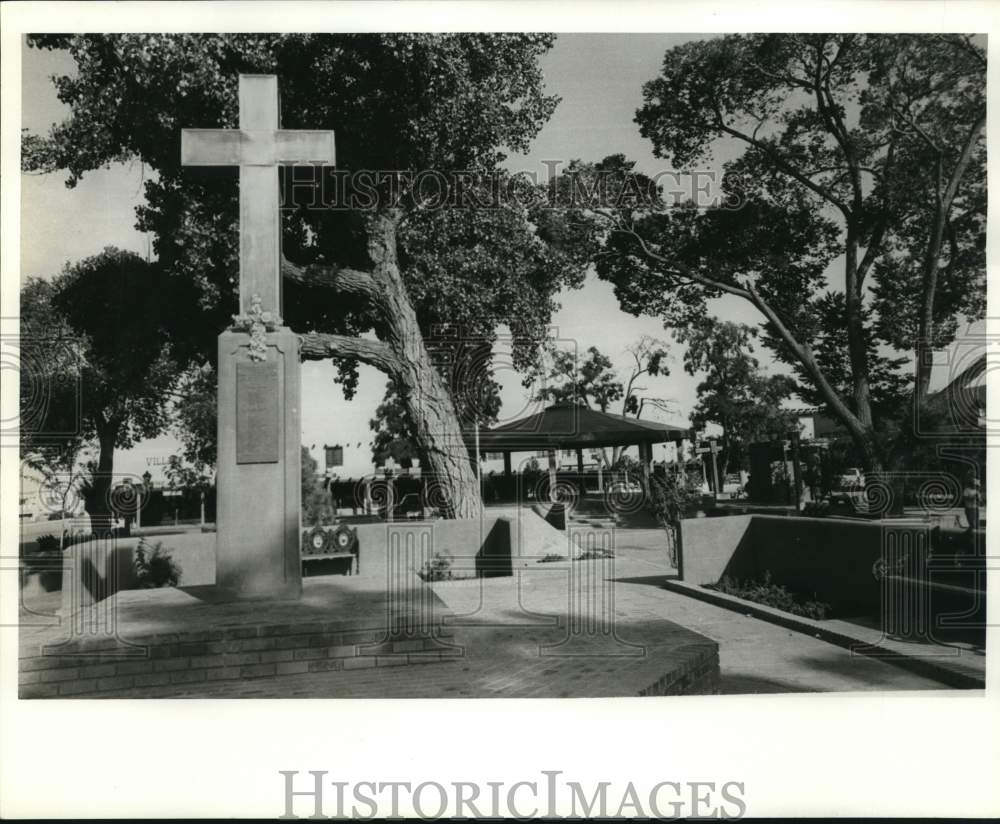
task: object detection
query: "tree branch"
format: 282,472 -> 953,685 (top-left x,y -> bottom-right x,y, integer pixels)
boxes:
813,44 -> 863,211
608,220 -> 753,300
941,111 -> 986,214
856,141 -> 896,288
743,282 -> 869,443
280,257 -> 381,302
716,121 -> 852,217
856,214 -> 888,289
603,212 -> 875,457
298,333 -> 400,375
891,105 -> 942,154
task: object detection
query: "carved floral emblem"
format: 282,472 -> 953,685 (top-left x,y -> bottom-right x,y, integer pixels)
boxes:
231,294 -> 282,361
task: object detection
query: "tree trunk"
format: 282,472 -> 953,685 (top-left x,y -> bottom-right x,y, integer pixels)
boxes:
914,112 -> 985,403
915,216 -> 944,403
844,225 -> 875,431
294,214 -> 485,520
85,420 -> 118,534
366,213 -> 482,519
620,224 -> 884,474
739,280 -> 879,472
914,150 -> 948,405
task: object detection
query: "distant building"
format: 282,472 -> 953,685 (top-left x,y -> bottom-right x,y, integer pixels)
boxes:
303,441 -> 425,481
788,353 -> 987,442
19,466 -> 47,522
925,353 -> 986,433
789,407 -> 845,444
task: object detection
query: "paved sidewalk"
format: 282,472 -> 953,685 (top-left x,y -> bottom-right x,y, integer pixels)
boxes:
451,545 -> 953,695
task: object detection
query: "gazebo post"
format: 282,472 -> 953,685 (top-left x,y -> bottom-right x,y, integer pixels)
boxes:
547,448 -> 558,502
575,448 -> 584,473
639,441 -> 653,483
502,451 -> 512,478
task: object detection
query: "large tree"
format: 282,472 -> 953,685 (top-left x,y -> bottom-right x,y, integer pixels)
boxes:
572,35 -> 985,470
23,34 -> 584,518
525,336 -> 671,466
20,248 -> 187,528
529,345 -> 625,412
172,362 -> 218,471
675,319 -> 798,475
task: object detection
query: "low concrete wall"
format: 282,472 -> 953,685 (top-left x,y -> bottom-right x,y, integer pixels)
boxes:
679,515 -> 753,585
351,518 -> 504,577
530,501 -> 567,530
488,505 -> 568,562
680,515 -> 944,615
59,532 -> 216,613
19,517 -> 91,550
748,516 -> 890,613
350,509 -> 567,577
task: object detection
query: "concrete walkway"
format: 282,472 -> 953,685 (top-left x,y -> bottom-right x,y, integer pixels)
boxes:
438,540 -> 952,695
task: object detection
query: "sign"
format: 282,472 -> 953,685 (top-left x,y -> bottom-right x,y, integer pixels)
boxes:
236,361 -> 280,464
696,438 -> 722,495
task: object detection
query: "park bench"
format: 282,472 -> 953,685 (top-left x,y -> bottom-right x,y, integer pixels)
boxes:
300,524 -> 359,575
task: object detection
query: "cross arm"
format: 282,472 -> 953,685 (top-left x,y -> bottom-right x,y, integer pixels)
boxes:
181,129 -> 244,166
274,131 -> 336,165
181,129 -> 336,167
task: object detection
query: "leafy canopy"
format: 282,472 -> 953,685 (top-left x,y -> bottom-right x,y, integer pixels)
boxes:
675,319 -> 798,470
553,35 -> 984,463
631,33 -> 985,391
24,34 -> 582,382
21,247 -> 187,455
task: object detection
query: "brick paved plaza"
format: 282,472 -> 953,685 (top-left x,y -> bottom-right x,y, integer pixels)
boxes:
19,526 -> 970,698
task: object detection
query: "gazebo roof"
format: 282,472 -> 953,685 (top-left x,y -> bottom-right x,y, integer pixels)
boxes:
478,402 -> 690,451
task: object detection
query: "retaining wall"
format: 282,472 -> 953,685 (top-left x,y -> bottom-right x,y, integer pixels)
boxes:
680,514 -> 985,619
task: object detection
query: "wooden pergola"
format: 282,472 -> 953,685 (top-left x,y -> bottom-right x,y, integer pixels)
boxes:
478,401 -> 691,492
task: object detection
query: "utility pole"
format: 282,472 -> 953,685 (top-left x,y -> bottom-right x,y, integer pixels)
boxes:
474,418 -> 482,495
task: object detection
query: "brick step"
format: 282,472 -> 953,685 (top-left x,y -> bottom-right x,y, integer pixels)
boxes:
20,623 -> 459,698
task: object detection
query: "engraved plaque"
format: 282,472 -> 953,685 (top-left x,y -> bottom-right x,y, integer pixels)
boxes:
236,361 -> 280,464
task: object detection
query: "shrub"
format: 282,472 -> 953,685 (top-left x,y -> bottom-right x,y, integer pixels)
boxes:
35,534 -> 61,553
301,447 -> 337,526
134,539 -> 181,588
575,548 -> 615,561
417,552 -> 454,582
22,534 -> 62,576
537,553 -> 565,563
709,571 -> 832,620
647,464 -> 705,526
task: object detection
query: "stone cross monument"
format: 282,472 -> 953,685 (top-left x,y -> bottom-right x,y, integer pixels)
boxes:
182,75 -> 335,599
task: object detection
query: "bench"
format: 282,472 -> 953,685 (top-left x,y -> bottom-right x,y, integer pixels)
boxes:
301,525 -> 359,575
301,551 -> 357,576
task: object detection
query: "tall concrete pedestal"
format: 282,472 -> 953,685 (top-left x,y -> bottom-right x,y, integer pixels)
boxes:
215,327 -> 302,599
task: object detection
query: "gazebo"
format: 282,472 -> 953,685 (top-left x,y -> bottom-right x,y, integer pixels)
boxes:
478,401 -> 691,497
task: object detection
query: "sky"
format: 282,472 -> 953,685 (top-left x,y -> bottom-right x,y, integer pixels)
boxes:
19,34 -> 980,481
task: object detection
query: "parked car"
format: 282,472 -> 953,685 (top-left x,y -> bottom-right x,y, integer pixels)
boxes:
608,480 -> 642,494
838,467 -> 865,489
